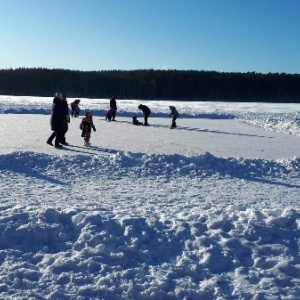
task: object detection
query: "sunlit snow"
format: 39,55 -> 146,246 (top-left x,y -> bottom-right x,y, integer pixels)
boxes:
0,96 -> 299,299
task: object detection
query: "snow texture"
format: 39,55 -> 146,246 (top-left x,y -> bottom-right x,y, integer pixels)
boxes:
0,96 -> 299,300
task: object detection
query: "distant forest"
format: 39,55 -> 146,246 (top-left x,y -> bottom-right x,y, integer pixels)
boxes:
0,68 -> 300,102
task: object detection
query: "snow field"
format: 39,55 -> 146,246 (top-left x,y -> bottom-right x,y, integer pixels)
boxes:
0,96 -> 299,299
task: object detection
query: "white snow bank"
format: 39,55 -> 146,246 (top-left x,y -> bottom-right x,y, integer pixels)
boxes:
1,151 -> 299,188
0,151 -> 299,299
0,201 -> 299,299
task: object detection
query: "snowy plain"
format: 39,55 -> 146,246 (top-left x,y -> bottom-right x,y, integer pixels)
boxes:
0,95 -> 299,300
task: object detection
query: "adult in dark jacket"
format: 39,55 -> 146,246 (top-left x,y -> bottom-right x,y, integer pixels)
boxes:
61,94 -> 70,145
47,92 -> 65,147
138,104 -> 151,126
169,105 -> 179,128
109,96 -> 117,121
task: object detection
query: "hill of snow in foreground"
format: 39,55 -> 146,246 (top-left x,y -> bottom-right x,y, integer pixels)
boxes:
0,96 -> 299,299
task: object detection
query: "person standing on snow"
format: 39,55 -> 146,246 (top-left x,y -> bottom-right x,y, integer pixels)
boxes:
80,112 -> 96,146
169,105 -> 179,129
61,94 -> 70,145
138,104 -> 151,126
47,92 -> 66,148
109,96 -> 117,121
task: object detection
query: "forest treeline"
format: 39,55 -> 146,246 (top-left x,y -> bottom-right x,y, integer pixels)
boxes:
0,68 -> 300,102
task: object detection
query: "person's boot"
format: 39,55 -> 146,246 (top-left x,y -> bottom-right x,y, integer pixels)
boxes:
47,132 -> 56,146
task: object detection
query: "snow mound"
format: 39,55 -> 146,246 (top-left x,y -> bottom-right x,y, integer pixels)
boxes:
0,204 -> 299,299
1,151 -> 299,180
0,151 -> 299,298
238,112 -> 300,136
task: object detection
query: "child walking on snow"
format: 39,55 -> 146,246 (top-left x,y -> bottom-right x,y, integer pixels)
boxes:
80,112 -> 96,146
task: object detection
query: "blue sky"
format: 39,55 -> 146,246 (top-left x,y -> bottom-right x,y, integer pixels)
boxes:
1,0 -> 299,74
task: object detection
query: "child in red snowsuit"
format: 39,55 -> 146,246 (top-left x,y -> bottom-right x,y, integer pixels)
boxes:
105,108 -> 114,121
80,112 -> 96,146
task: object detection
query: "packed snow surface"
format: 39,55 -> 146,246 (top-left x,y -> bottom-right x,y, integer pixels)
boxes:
0,96 -> 299,299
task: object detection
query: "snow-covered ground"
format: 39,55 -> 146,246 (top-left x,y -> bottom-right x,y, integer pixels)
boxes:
0,95 -> 299,300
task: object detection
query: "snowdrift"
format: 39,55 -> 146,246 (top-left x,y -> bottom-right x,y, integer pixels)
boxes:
0,151 -> 299,299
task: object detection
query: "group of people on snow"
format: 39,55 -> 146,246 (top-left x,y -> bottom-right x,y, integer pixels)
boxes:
47,93 -> 179,148
47,92 -> 95,148
132,104 -> 178,128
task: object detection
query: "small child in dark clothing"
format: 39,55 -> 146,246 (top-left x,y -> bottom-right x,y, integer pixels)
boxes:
132,116 -> 143,125
80,112 -> 96,146
105,108 -> 114,121
109,96 -> 117,121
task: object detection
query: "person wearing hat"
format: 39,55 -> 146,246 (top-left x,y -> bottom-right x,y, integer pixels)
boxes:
80,111 -> 96,146
47,92 -> 66,148
138,104 -> 151,126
